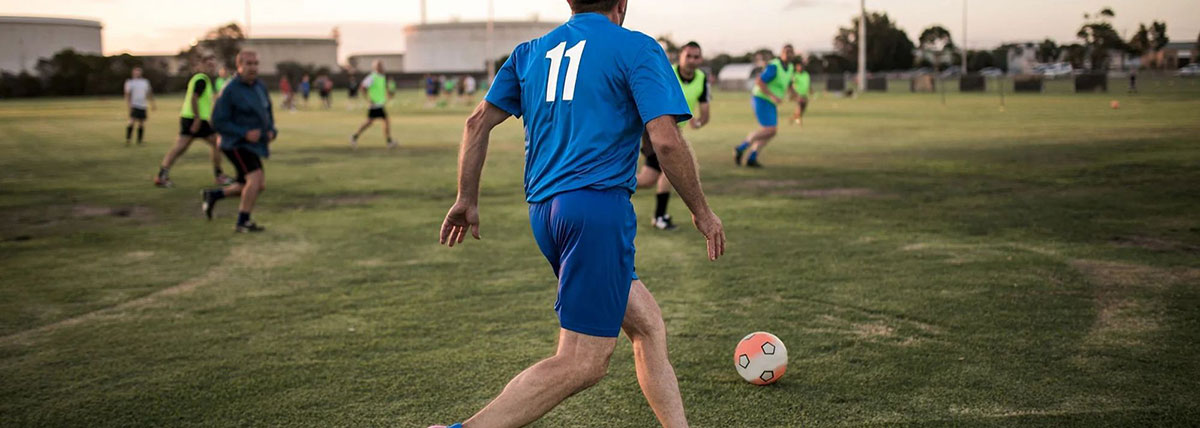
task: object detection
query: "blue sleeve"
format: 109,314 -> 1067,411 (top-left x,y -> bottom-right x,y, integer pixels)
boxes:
485,44 -> 524,118
211,87 -> 249,139
629,38 -> 692,124
759,64 -> 777,83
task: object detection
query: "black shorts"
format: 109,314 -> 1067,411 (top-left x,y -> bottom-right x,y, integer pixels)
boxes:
319,90 -> 330,99
368,107 -> 387,119
223,147 -> 263,184
179,118 -> 216,138
644,153 -> 661,172
130,107 -> 147,120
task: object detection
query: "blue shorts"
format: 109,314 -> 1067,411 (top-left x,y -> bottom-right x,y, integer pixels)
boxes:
529,188 -> 637,338
752,96 -> 778,127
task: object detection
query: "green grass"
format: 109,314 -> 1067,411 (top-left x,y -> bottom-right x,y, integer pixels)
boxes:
2,82 -> 1199,427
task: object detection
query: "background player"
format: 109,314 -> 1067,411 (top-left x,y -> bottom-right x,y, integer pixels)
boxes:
734,44 -> 797,168
123,67 -> 154,146
791,59 -> 812,126
434,1 -> 725,427
638,41 -> 711,231
154,54 -> 230,187
349,60 -> 397,149
202,50 -> 276,233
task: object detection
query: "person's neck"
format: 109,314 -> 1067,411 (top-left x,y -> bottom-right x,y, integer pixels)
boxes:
239,74 -> 255,84
679,67 -> 696,79
575,10 -> 621,25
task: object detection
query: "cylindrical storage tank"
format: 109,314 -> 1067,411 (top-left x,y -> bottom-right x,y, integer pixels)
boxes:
0,16 -> 103,74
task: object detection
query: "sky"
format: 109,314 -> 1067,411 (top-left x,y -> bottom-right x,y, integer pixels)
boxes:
3,0 -> 1198,63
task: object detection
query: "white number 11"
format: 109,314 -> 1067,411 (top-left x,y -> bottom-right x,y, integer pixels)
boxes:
545,40 -> 586,102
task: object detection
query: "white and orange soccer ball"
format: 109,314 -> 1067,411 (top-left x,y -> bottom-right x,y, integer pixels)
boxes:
734,332 -> 788,385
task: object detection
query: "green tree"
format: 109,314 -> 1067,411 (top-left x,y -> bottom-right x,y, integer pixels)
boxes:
179,23 -> 245,72
1077,8 -> 1128,71
918,25 -> 955,71
1036,39 -> 1060,63
834,11 -> 916,72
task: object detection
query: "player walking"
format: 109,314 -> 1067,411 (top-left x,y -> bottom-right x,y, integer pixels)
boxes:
734,44 -> 797,168
154,54 -> 231,187
202,51 -> 277,233
349,60 -> 397,149
638,41 -> 711,230
790,59 -> 812,126
124,67 -> 155,146
434,1 -> 725,427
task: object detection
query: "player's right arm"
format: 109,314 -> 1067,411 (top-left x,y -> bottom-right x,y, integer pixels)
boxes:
189,78 -> 204,132
756,65 -> 782,104
440,101 -> 510,247
124,81 -> 131,108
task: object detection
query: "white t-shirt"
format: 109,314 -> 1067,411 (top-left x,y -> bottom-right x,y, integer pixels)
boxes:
464,76 -> 477,93
125,78 -> 151,109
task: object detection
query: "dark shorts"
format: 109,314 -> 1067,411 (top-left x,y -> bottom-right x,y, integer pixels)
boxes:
368,107 -> 387,119
529,188 -> 637,338
223,147 -> 263,184
179,117 -> 216,138
130,107 -> 147,120
644,153 -> 661,172
319,90 -> 330,98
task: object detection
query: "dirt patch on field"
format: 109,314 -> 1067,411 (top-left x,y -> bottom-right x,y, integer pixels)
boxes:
1072,259 -> 1199,348
289,194 -> 384,210
713,179 -> 886,199
0,239 -> 313,346
789,188 -> 881,198
71,205 -> 154,220
1110,236 -> 1200,253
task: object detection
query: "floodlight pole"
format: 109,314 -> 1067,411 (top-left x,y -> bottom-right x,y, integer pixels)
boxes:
486,0 -> 495,84
245,0 -> 251,37
857,0 -> 866,93
962,0 -> 968,73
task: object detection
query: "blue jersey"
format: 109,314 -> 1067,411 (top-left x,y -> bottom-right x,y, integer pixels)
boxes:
485,13 -> 691,203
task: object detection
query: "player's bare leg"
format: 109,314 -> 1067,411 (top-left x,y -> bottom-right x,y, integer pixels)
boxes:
383,118 -> 396,148
238,169 -> 264,213
463,330 -> 616,428
622,280 -> 689,428
205,135 -> 231,185
350,119 -> 375,150
155,135 -> 196,186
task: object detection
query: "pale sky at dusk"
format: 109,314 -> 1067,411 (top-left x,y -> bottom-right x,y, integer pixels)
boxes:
3,0 -> 1198,63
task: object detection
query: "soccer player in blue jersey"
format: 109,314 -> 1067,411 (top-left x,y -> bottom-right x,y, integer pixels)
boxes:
434,1 -> 725,427
735,44 -> 798,168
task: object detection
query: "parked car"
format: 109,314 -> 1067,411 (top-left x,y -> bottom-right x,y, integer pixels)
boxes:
979,67 -> 1003,77
939,66 -> 962,79
1042,63 -> 1074,78
1178,64 -> 1200,77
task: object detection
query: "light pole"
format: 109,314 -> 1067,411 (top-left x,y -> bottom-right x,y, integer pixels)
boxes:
245,0 -> 251,37
962,0 -> 968,73
857,0 -> 866,93
487,0 -> 495,84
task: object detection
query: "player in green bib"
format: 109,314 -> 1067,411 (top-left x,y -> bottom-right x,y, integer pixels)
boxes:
155,54 -> 231,187
215,66 -> 231,98
637,41 -> 711,230
735,44 -> 797,168
350,60 -> 397,149
790,60 -> 812,126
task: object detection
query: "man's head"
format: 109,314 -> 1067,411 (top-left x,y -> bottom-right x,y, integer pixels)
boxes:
218,66 -> 229,78
795,59 -> 805,73
568,0 -> 628,25
131,67 -> 143,79
680,42 -> 703,73
236,50 -> 260,81
199,54 -> 217,75
373,59 -> 384,73
780,44 -> 795,62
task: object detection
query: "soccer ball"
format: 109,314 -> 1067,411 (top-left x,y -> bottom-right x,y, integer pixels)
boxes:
734,332 -> 788,385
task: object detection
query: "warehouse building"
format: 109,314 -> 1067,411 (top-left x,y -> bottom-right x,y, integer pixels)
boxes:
403,20 -> 558,73
0,16 -> 103,73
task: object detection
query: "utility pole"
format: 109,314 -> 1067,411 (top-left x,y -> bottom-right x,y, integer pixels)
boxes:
857,0 -> 866,93
245,0 -> 251,37
420,0 -> 427,24
962,0 -> 968,73
486,0 -> 495,84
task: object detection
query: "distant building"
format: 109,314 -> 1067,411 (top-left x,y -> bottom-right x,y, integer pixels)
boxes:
242,37 -> 338,75
403,20 -> 558,73
717,63 -> 757,91
1142,41 -> 1197,69
0,16 -> 102,73
347,53 -> 405,73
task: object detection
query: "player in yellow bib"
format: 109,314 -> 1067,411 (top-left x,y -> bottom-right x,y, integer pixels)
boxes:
790,60 -> 812,126
638,41 -> 711,230
350,60 -> 397,149
735,44 -> 797,168
154,54 -> 231,187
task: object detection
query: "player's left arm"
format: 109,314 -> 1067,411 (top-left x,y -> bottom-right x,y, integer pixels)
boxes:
692,77 -> 712,129
148,85 -> 156,110
440,101 -> 511,247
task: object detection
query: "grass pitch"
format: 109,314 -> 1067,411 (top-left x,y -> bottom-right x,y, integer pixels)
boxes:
2,80 -> 1199,426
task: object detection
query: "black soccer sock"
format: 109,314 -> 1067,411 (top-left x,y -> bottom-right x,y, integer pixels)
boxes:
207,189 -> 226,201
136,126 -> 144,142
214,167 -> 224,178
125,125 -> 133,140
655,192 -> 670,218
237,211 -> 251,226
158,167 -> 169,179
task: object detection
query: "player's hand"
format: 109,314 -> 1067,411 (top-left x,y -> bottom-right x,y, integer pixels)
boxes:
440,200 -> 480,247
771,95 -> 783,105
245,129 -> 261,143
268,130 -> 276,142
190,120 -> 201,133
692,210 -> 726,261
689,118 -> 702,129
